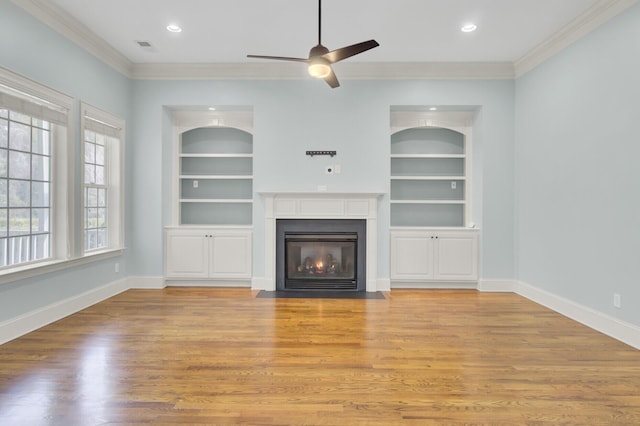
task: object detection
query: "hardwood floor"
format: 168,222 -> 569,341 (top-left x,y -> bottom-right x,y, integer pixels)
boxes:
1,288 -> 639,425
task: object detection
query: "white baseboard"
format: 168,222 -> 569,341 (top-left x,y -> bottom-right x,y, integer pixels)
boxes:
127,275 -> 166,289
251,277 -> 273,291
0,278 -> 128,345
166,280 -> 251,288
375,278 -> 391,292
515,280 -> 640,350
477,279 -> 517,292
4,275 -> 637,351
391,281 -> 477,289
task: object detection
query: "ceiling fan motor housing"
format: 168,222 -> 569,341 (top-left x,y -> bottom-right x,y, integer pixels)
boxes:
309,44 -> 330,59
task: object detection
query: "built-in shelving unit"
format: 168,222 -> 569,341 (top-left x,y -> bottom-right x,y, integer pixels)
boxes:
165,108 -> 254,284
389,108 -> 478,286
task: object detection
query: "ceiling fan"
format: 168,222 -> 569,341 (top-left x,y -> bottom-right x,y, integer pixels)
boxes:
247,0 -> 379,88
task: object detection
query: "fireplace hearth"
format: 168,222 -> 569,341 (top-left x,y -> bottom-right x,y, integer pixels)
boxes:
276,219 -> 366,291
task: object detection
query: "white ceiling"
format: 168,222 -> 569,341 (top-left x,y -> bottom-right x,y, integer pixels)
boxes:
46,0 -> 603,64
14,0 -> 636,79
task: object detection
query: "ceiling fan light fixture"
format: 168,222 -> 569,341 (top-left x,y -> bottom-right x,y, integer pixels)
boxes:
308,57 -> 331,78
461,23 -> 477,33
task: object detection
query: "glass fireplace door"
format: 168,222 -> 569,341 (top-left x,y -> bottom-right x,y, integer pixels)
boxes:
285,234 -> 357,289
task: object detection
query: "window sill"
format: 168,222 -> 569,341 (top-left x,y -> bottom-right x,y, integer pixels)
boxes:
0,248 -> 125,286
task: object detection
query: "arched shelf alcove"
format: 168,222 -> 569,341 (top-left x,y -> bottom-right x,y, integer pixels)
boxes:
391,127 -> 466,227
171,108 -> 254,226
390,108 -> 474,228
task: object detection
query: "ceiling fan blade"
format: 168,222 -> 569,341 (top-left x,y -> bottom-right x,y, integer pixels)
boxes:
323,40 -> 379,64
324,68 -> 340,88
247,54 -> 308,63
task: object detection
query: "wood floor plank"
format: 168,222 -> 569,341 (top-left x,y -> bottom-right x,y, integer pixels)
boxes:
1,288 -> 639,425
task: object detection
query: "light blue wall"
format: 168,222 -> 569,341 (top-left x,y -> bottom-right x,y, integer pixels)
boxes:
0,1 -> 131,322
130,79 -> 515,280
515,3 -> 640,326
1,0 -> 516,325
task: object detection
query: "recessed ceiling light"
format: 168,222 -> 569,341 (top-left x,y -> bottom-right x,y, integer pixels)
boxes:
429,107 -> 438,111
166,24 -> 182,33
208,107 -> 216,111
461,23 -> 477,33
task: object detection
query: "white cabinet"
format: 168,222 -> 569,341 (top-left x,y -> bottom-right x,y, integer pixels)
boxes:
165,228 -> 252,280
390,229 -> 478,282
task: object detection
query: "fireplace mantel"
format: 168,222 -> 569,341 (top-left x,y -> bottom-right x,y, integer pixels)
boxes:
257,192 -> 384,292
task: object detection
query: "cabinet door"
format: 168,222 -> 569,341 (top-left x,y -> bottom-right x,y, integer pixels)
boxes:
390,233 -> 433,280
210,232 -> 252,278
434,233 -> 478,280
165,230 -> 209,278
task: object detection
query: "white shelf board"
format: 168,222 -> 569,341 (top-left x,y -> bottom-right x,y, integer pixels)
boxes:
391,176 -> 466,180
180,153 -> 253,158
180,175 -> 253,180
180,199 -> 253,203
390,154 -> 465,158
391,200 -> 465,205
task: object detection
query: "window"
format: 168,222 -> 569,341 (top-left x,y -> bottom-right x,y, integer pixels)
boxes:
0,110 -> 51,265
84,130 -> 108,250
81,103 -> 124,254
0,69 -> 124,279
0,68 -> 72,270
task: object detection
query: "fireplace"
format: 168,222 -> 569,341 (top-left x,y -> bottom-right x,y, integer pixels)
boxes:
258,192 -> 383,292
276,219 -> 366,291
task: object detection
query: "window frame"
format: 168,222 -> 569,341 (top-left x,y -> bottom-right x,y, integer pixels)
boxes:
0,109 -> 54,267
80,102 -> 125,256
0,67 -> 74,276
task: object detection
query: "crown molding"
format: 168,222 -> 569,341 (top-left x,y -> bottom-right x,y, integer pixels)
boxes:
325,62 -> 515,80
130,62 -> 307,80
515,0 -> 639,77
10,0 -> 133,77
131,61 -> 515,81
12,0 -> 638,82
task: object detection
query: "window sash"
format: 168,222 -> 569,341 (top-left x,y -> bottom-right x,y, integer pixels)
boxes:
81,102 -> 124,254
0,110 -> 54,267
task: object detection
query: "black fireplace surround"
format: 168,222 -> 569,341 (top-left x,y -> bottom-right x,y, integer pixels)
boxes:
276,219 -> 366,292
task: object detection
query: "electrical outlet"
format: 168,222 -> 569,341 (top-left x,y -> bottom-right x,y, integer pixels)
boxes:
451,181 -> 457,189
193,180 -> 199,188
614,293 -> 621,308
115,262 -> 119,273
334,164 -> 341,174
